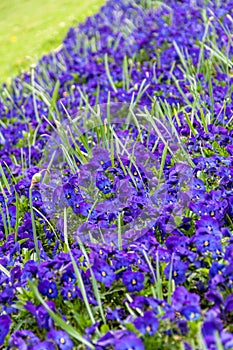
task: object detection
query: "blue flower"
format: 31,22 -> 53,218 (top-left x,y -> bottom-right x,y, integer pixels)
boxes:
62,182 -> 76,206
181,305 -> 200,321
134,310 -> 159,335
92,259 -> 116,287
0,315 -> 11,346
9,330 -> 39,349
38,279 -> 58,299
122,271 -> 144,292
47,329 -> 74,350
31,341 -> 56,350
164,259 -> 189,285
115,334 -> 144,350
96,171 -> 112,194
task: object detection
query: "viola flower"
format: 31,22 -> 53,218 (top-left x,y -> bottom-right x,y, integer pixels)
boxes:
202,308 -> 223,337
32,190 -> 43,206
172,287 -> 200,312
181,305 -> 200,321
61,269 -> 76,284
47,329 -> 74,350
164,259 -> 189,285
106,307 -> 126,322
122,271 -> 144,292
195,215 -> 220,234
38,279 -> 58,299
0,315 -> 11,346
70,194 -> 85,214
9,330 -> 40,348
62,182 -> 76,206
31,341 -> 56,350
96,171 -> 112,194
41,201 -> 56,216
134,310 -> 159,335
191,233 -> 222,258
89,146 -> 111,170
61,284 -> 80,300
115,334 -> 144,350
223,263 -> 233,288
92,259 -> 116,287
112,252 -> 131,277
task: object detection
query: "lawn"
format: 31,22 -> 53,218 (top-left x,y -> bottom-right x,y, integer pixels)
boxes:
0,0 -> 104,84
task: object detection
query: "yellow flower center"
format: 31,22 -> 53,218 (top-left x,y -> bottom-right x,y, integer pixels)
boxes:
131,279 -> 137,285
102,271 -> 107,277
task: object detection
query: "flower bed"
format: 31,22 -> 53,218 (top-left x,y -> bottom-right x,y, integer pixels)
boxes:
0,0 -> 233,349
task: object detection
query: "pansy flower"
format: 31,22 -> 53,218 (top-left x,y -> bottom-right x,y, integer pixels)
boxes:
46,329 -> 74,350
191,233 -> 222,258
0,315 -> 11,346
31,341 -> 56,350
38,279 -> 58,299
172,287 -> 200,312
25,300 -> 55,329
195,215 -> 220,234
122,271 -> 144,292
9,330 -> 40,349
96,171 -> 112,194
181,305 -> 200,321
92,259 -> 116,287
134,310 -> 159,335
164,259 -> 189,285
62,182 -> 76,206
115,334 -> 144,350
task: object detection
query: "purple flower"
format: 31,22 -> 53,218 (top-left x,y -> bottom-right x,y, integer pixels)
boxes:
195,215 -> 220,233
134,310 -> 159,335
47,329 -> 74,350
115,334 -> 144,350
31,341 -> 56,350
25,300 -> 55,329
9,330 -> 39,349
96,171 -> 112,194
122,271 -> 144,292
202,308 -> 223,337
181,305 -> 200,321
0,315 -> 11,346
164,259 -> 189,285
62,182 -> 76,206
92,259 -> 116,287
38,279 -> 58,298
172,287 -> 200,312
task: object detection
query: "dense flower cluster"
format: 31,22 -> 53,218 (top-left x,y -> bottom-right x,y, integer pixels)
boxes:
0,0 -> 233,349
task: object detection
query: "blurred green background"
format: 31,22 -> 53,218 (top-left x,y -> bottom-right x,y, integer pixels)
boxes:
0,0 -> 104,84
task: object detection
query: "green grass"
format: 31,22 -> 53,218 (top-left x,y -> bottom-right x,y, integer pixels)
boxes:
0,0 -> 105,84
